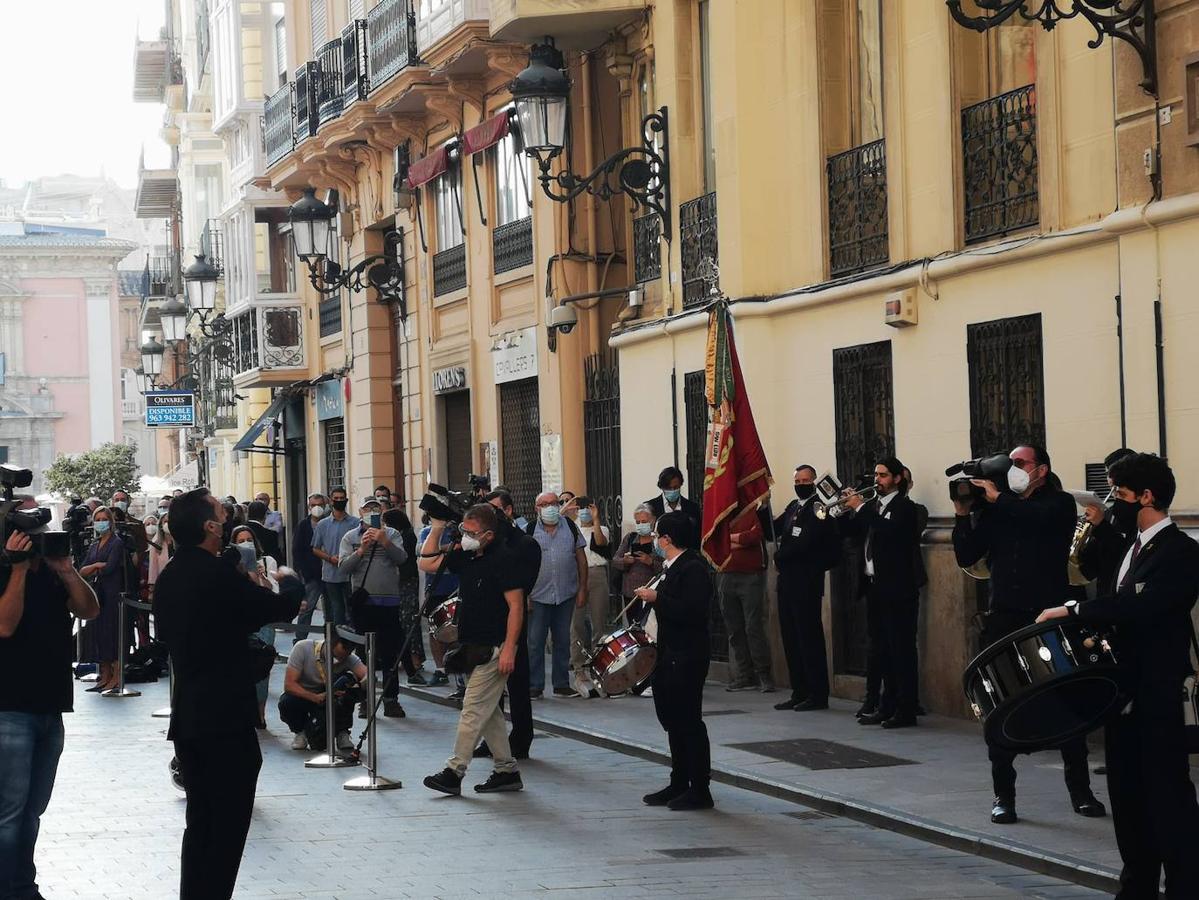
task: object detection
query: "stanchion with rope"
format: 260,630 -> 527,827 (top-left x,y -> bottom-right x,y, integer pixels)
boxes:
101,595 -> 145,698
344,629 -> 401,791
304,621 -> 360,769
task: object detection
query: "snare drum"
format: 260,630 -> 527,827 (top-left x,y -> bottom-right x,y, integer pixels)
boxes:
588,626 -> 657,696
427,594 -> 460,644
963,618 -> 1131,753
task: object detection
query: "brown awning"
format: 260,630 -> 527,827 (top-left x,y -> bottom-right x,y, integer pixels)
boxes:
406,146 -> 448,189
461,112 -> 511,156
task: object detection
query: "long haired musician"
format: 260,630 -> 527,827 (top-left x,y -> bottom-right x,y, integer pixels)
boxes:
952,444 -> 1105,825
1037,453 -> 1199,898
633,511 -> 714,811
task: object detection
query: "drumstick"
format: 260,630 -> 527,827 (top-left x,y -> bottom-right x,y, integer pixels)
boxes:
618,573 -> 665,623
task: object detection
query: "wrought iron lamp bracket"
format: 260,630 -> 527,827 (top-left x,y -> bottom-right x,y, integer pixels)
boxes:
302,229 -> 405,303
945,0 -> 1156,96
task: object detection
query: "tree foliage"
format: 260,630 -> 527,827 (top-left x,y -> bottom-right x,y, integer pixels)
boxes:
43,443 -> 140,501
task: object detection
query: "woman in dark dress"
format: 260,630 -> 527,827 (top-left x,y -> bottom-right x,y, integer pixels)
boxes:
79,506 -> 128,691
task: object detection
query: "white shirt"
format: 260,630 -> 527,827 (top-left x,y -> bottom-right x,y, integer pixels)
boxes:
579,524 -> 611,567
863,490 -> 899,578
661,493 -> 684,514
1115,515 -> 1171,589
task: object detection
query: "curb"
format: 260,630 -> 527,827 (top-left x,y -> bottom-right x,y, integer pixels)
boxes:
396,684 -> 1121,894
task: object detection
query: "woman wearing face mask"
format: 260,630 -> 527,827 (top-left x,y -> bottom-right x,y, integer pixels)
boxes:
612,504 -> 662,626
78,507 -> 127,692
231,525 -> 278,728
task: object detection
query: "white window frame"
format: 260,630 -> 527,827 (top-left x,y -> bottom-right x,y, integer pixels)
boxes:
493,133 -> 531,227
434,157 -> 464,251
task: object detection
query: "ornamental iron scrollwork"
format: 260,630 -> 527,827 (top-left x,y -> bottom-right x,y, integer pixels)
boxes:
962,85 -> 1039,244
680,192 -> 718,309
827,139 -> 889,277
583,350 -> 623,552
967,313 -> 1046,457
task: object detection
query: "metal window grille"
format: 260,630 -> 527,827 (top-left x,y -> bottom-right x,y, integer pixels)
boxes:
682,371 -> 727,662
341,20 -> 368,109
583,351 -> 623,544
680,192 -> 718,308
827,139 -> 888,277
264,82 -> 294,165
323,417 -> 346,494
319,294 -> 342,337
500,378 -> 541,519
315,39 -> 344,124
962,84 -> 1038,244
492,217 -> 532,274
442,391 -> 472,494
632,213 -> 661,284
232,309 -> 260,373
200,219 -> 223,274
366,0 -> 418,91
433,244 -> 466,296
966,313 -> 1045,457
294,61 -> 320,142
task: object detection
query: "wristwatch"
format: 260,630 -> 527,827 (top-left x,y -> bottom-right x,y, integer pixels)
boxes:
1064,599 -> 1079,616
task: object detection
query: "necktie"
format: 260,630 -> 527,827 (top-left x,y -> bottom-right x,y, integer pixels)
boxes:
1119,536 -> 1142,590
864,501 -> 877,567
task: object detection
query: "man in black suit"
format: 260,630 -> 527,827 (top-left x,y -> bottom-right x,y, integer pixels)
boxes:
1038,453 -> 1199,898
843,456 -> 925,729
246,500 -> 285,566
772,464 -> 840,711
154,489 -> 302,900
645,466 -> 702,537
1076,447 -> 1138,595
634,511 -> 714,811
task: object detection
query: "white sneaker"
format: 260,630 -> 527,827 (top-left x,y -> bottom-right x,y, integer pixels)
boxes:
335,730 -> 353,752
290,733 -> 308,751
641,687 -> 653,698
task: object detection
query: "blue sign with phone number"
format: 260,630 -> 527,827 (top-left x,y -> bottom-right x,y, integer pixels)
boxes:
145,391 -> 196,427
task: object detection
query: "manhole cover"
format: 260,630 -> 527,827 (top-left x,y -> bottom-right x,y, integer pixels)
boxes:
728,738 -> 915,770
655,846 -> 746,859
785,810 -> 834,822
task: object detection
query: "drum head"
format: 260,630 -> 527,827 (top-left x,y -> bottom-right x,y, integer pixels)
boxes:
984,670 -> 1129,753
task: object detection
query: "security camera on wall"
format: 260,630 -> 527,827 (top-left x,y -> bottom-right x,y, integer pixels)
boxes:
549,303 -> 578,335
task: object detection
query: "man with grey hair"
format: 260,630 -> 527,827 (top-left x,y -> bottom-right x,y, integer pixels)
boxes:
254,492 -> 284,535
526,491 -> 588,698
290,493 -> 327,642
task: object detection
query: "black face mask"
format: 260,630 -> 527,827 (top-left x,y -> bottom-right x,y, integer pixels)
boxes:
1110,498 -> 1140,534
331,499 -> 349,512
795,484 -> 816,500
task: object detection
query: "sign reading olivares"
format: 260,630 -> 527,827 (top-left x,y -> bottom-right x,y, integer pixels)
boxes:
144,391 -> 196,427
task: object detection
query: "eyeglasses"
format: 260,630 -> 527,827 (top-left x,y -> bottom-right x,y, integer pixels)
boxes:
460,528 -> 490,540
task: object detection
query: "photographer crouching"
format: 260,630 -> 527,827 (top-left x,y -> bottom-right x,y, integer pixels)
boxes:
153,488 -> 302,900
0,485 -> 99,900
278,633 -> 367,752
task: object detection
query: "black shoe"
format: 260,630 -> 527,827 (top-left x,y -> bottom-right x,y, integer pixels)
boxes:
667,788 -> 715,811
423,767 -> 462,796
529,688 -> 543,700
553,686 -> 581,698
473,742 -> 493,759
449,688 -> 466,701
991,796 -> 1017,824
858,712 -> 888,725
1071,793 -> 1107,818
643,783 -> 689,806
475,771 -> 523,793
773,697 -> 802,711
880,713 -> 917,729
855,701 -> 878,718
430,670 -> 449,686
408,672 -> 429,686
793,699 -> 829,712
383,699 -> 405,718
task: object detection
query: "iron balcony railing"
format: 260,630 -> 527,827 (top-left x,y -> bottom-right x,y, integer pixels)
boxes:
200,219 -> 223,276
232,309 -> 260,374
315,39 -> 344,125
962,84 -> 1039,244
367,0 -> 419,90
196,0 -> 211,77
680,192 -> 717,308
492,217 -> 532,275
341,20 -> 369,110
264,82 -> 294,166
632,213 -> 661,284
433,244 -> 467,296
827,139 -> 889,277
145,255 -> 174,298
294,61 -> 321,142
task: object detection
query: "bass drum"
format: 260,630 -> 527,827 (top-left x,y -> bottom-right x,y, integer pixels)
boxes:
588,627 -> 657,696
963,618 -> 1131,753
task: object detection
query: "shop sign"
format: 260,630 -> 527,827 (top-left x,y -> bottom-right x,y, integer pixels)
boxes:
316,379 -> 344,422
492,326 -> 538,385
432,366 -> 467,394
145,391 -> 196,427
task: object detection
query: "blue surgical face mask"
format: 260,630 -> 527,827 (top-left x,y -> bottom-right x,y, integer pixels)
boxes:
157,506 -> 169,516
663,489 -> 682,503
635,522 -> 652,536
94,520 -> 110,535
578,509 -> 593,525
539,505 -> 561,526
652,537 -> 666,558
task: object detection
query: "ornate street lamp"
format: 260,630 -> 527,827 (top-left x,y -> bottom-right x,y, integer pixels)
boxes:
160,296 -> 189,343
511,40 -> 672,241
140,336 -> 165,381
182,254 -> 219,312
134,367 -> 150,395
289,187 -> 335,262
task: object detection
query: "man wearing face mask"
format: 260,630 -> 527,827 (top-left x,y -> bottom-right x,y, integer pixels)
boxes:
311,487 -> 359,627
952,444 -> 1105,825
110,489 -> 132,522
1076,447 -> 1138,595
772,465 -> 840,711
373,485 -> 393,509
291,494 -> 327,642
525,492 -> 588,699
645,467 -> 702,537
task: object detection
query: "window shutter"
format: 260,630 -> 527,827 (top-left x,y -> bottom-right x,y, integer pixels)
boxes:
310,0 -> 328,55
348,0 -> 365,20
274,17 -> 287,82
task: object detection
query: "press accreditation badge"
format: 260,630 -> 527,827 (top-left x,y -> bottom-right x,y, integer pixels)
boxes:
791,526 -> 802,537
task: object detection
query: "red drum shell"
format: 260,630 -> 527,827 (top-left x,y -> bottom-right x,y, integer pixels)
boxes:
427,596 -> 460,644
588,626 -> 657,695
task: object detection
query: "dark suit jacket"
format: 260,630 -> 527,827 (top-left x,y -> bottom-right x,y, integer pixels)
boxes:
1079,522 -> 1199,718
646,495 -> 702,537
654,548 -> 712,661
842,492 -> 926,600
247,520 -> 285,566
153,545 -> 302,741
772,498 -> 839,594
1077,516 -> 1135,597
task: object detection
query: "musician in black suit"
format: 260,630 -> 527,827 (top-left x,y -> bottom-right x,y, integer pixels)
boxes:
1076,447 -> 1138,595
843,456 -> 925,729
645,466 -> 702,537
953,444 -> 1105,825
154,489 -> 302,900
1038,453 -> 1199,898
634,511 -> 714,811
772,464 -> 840,711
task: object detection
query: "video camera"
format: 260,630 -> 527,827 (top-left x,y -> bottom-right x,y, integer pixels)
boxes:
0,464 -> 71,561
419,482 -> 472,525
332,670 -> 364,705
467,473 -> 491,496
944,453 -> 1013,504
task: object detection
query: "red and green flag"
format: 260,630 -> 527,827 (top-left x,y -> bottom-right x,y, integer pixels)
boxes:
700,299 -> 772,570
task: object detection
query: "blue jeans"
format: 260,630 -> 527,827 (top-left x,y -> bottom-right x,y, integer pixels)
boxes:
294,579 -> 324,641
0,712 -> 65,900
322,581 -> 350,628
528,599 -> 576,692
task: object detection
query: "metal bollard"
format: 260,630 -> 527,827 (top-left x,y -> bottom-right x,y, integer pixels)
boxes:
102,596 -> 141,698
305,619 -> 359,769
345,630 -> 401,791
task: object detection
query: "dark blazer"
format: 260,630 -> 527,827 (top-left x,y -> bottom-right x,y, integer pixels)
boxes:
653,548 -> 712,661
843,492 -> 926,600
646,495 -> 702,537
1079,522 -> 1199,717
772,498 -> 839,593
1077,516 -> 1135,597
153,545 -> 302,741
247,520 -> 285,566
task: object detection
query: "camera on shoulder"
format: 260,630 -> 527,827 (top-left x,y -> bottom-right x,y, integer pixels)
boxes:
944,453 -> 1012,504
0,463 -> 71,563
419,482 -> 472,525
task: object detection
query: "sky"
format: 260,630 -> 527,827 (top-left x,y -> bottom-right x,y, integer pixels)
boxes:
0,0 -> 168,190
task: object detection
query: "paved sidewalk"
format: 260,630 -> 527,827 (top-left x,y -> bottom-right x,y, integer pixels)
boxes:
400,667 -> 1130,893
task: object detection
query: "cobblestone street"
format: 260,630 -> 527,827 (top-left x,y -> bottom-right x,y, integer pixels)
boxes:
34,669 -> 1107,900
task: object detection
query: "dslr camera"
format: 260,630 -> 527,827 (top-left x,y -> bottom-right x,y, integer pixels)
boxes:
0,464 -> 71,562
419,482 -> 472,525
332,670 -> 364,705
944,453 -> 1013,504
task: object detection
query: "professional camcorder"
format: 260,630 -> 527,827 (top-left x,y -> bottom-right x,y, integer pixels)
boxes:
419,482 -> 472,524
467,473 -> 491,496
944,453 -> 1013,504
332,670 -> 364,705
0,464 -> 70,561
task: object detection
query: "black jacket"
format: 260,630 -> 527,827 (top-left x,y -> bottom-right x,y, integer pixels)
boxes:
247,520 -> 285,566
842,492 -> 926,599
153,545 -> 302,741
952,485 -> 1075,613
291,516 -> 323,581
503,519 -> 543,596
1079,522 -> 1199,717
653,549 -> 712,661
772,498 -> 839,591
646,495 -> 702,537
1077,516 -> 1135,597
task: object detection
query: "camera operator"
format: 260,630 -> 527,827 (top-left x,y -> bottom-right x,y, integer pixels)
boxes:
110,489 -> 132,522
0,496 -> 99,900
278,632 -> 367,752
153,488 -> 302,900
951,444 -> 1105,825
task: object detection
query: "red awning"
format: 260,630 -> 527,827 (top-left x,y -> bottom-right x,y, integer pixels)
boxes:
406,146 -> 449,189
461,111 -> 511,157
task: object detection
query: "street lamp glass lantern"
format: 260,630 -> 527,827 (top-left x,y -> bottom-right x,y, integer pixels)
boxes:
289,187 -> 334,261
511,42 -> 570,159
134,367 -> 149,394
182,254 -> 219,312
160,296 -> 189,343
140,336 -> 165,377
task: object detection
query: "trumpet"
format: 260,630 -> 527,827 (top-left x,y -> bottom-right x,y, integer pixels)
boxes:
814,486 -> 878,520
1067,486 -> 1115,586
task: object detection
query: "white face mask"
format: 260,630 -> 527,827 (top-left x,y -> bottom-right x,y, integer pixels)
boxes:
145,525 -> 158,538
635,522 -> 652,536
460,534 -> 482,552
114,500 -> 129,512
310,506 -> 326,518
1007,465 -> 1031,494
237,541 -> 257,553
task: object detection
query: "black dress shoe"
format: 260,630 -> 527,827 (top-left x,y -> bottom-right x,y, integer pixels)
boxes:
854,701 -> 878,718
773,697 -> 803,711
858,711 -> 888,725
1071,793 -> 1107,818
793,699 -> 829,711
880,713 -> 917,729
991,797 -> 1017,824
643,783 -> 688,806
667,788 -> 715,811
423,767 -> 463,796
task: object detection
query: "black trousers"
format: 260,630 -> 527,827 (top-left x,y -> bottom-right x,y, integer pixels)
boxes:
277,692 -> 353,739
507,618 -> 533,753
1105,705 -> 1199,898
652,650 -> 711,789
864,583 -> 919,717
174,730 -> 262,900
372,619 -> 407,697
777,575 -> 828,703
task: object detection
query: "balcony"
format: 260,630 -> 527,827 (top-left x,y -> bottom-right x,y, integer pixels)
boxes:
121,398 -> 143,419
294,61 -> 321,142
632,213 -> 661,284
367,0 -> 419,90
490,0 -> 644,46
200,219 -> 223,276
133,38 -> 183,103
264,83 -> 294,167
416,0 -> 489,56
492,217 -> 532,275
196,0 -> 211,78
229,301 -> 307,389
962,84 -> 1038,245
680,192 -> 717,309
433,244 -> 467,296
827,139 -> 888,278
341,20 -> 369,111
315,40 -> 344,125
138,254 -> 177,329
134,153 -> 179,219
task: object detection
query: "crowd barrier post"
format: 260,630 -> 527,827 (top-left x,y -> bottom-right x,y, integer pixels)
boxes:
101,596 -> 141,698
305,620 -> 359,769
344,629 -> 401,791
